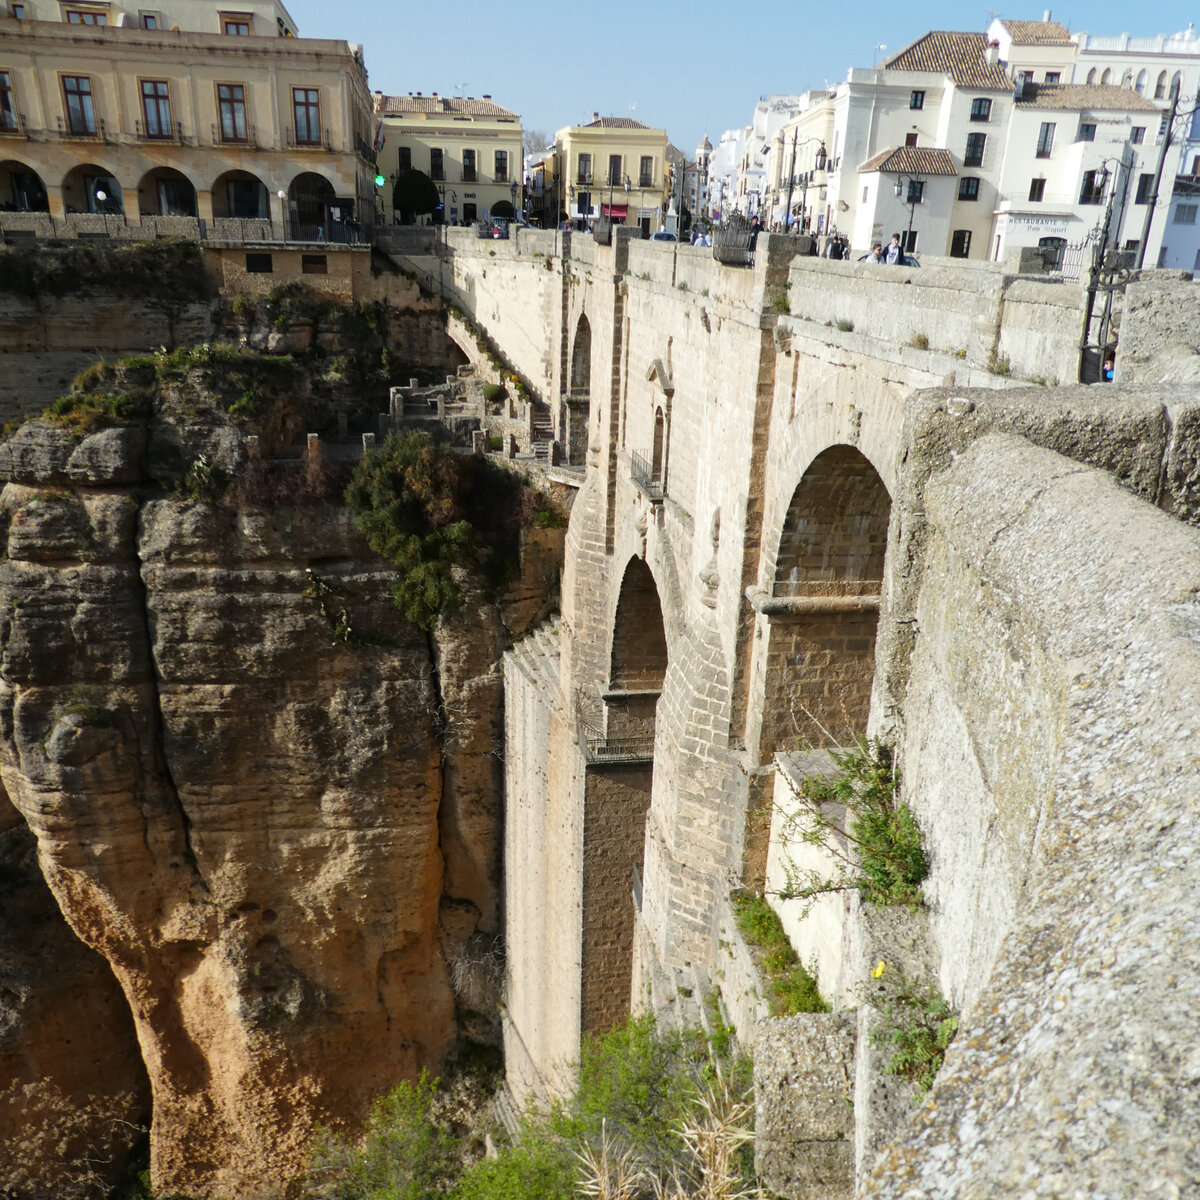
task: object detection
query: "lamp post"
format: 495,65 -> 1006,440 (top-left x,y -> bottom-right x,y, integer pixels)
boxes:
893,174 -> 921,252
277,188 -> 288,240
510,179 -> 519,220
783,135 -> 826,235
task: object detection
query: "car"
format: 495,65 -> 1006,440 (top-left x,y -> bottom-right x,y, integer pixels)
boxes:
857,251 -> 921,267
650,230 -> 677,242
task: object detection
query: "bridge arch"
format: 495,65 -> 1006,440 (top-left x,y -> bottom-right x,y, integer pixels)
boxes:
756,444 -> 891,755
570,314 -> 591,396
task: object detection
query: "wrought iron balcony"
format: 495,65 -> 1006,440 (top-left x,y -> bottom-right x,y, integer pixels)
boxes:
0,110 -> 26,137
630,450 -> 664,500
212,121 -> 257,147
575,696 -> 654,765
56,116 -> 106,142
286,124 -> 331,150
135,119 -> 184,143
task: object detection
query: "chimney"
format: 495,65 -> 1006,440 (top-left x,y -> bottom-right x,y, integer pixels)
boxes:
1043,8 -> 1052,20
483,93 -> 491,100
985,41 -> 1000,65
593,111 -> 599,122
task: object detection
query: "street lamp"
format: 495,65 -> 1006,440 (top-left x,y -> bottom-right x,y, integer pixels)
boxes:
510,179 -> 519,219
783,135 -> 827,234
94,187 -> 109,236
277,188 -> 288,240
893,174 -> 922,252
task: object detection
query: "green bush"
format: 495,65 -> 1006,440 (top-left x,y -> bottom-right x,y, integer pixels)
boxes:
777,738 -> 927,911
482,383 -> 507,404
344,431 -> 530,629
862,964 -> 957,1095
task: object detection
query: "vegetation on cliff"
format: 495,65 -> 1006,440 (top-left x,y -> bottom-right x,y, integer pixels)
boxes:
302,1014 -> 754,1200
345,430 -> 535,629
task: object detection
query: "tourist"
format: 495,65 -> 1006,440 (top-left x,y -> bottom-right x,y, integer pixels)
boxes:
885,233 -> 903,265
867,243 -> 884,264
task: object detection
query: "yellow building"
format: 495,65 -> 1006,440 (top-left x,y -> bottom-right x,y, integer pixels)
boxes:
555,115 -> 668,235
0,0 -> 375,238
374,93 -> 523,226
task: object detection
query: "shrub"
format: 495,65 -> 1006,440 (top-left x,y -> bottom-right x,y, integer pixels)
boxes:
344,431 -> 530,629
987,350 -> 1012,376
45,388 -> 154,439
909,332 -> 929,350
482,383 -> 507,405
835,318 -> 854,332
861,963 -> 957,1095
731,893 -> 828,1015
776,738 -> 927,911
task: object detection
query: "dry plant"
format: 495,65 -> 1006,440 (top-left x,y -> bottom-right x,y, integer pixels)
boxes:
577,1119 -> 647,1200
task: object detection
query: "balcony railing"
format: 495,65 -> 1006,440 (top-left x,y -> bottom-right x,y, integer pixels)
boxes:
56,116 -> 106,141
0,110 -> 26,137
212,121 -> 257,147
286,124 -> 331,150
575,695 -> 654,765
630,450 -> 664,500
135,119 -> 184,143
576,174 -> 593,185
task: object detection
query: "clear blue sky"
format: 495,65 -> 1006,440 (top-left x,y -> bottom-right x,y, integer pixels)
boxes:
286,1 -> 1198,154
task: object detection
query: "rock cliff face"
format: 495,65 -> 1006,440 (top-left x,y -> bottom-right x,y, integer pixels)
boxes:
0,367 -> 562,1196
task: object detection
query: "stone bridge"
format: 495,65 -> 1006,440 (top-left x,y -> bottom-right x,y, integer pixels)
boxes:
402,227 -> 1200,1197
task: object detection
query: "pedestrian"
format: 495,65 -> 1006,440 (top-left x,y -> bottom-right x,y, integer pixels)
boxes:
867,243 -> 884,264
749,216 -> 760,250
885,233 -> 903,265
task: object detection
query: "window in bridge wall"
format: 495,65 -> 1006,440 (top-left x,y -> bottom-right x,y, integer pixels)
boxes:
570,314 -> 591,395
758,444 -> 890,755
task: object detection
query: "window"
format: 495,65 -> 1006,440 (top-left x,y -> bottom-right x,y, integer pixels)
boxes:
66,10 -> 107,23
905,132 -> 918,147
1135,173 -> 1154,204
430,147 -> 443,180
494,149 -> 508,182
1086,68 -> 1097,85
301,254 -> 327,274
245,252 -> 273,274
1078,122 -> 1096,142
1155,71 -> 1167,99
640,155 -> 653,187
1194,248 -> 1200,272
140,11 -> 157,27
222,12 -> 251,34
1174,204 -> 1198,225
1136,69 -> 1147,94
1044,71 -> 1061,84
140,78 -> 171,137
577,152 -> 591,184
217,82 -> 247,142
10,3 -> 25,15
1079,170 -> 1104,205
950,229 -> 972,258
969,97 -> 991,121
606,154 -> 622,186
1100,68 -> 1111,85
1039,236 -> 1066,269
1171,71 -> 1182,97
958,176 -> 980,201
461,148 -> 476,182
1123,239 -> 1139,251
62,75 -> 95,134
902,230 -> 918,252
1028,177 -> 1046,202
397,146 -> 411,171
0,70 -> 17,131
906,179 -> 924,204
964,131 -> 986,167
1193,154 -> 1200,175
292,86 -> 320,145
1131,126 -> 1145,145
1036,122 -> 1055,158
910,90 -> 925,110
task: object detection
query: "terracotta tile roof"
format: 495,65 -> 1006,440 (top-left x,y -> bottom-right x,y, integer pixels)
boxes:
584,117 -> 650,129
999,18 -> 1073,44
1015,82 -> 1161,111
859,146 -> 959,176
375,94 -> 519,119
885,31 -> 1013,90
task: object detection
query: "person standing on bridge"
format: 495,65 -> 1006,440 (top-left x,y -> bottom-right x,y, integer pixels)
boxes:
885,233 -> 902,265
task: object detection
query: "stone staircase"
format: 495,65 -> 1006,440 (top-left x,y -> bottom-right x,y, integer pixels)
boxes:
530,400 -> 555,464
507,618 -> 561,695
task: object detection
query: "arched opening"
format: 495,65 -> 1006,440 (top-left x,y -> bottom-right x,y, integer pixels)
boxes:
0,160 -> 48,211
1086,68 -> 1097,85
490,199 -> 515,219
1136,69 -> 1147,94
758,445 -> 890,755
570,315 -> 592,395
288,171 -> 334,239
1155,71 -> 1168,99
651,407 -> 666,484
62,164 -> 122,213
1171,71 -> 1182,97
137,166 -> 197,216
578,557 -> 667,1036
1100,68 -> 1112,85
211,169 -> 268,219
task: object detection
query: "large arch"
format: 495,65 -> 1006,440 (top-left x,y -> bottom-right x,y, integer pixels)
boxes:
570,314 -> 592,395
287,170 -> 335,239
62,163 -> 122,213
757,444 -> 891,754
564,313 -> 593,464
577,556 -> 667,1037
137,166 -> 197,216
0,159 -> 48,211
211,169 -> 268,219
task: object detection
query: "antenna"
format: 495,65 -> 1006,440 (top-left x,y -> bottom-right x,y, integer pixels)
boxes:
873,43 -> 887,67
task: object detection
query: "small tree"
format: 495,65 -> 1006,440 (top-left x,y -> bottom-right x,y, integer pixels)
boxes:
392,168 -> 440,225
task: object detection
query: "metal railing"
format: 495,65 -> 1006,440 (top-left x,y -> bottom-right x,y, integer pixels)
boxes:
56,116 -> 106,141
135,119 -> 185,143
712,215 -> 755,266
630,450 -> 664,499
576,695 -> 654,765
286,124 -> 331,150
0,110 -> 26,137
212,121 -> 258,148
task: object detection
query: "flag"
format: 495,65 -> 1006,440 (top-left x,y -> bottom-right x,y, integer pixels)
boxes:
372,120 -> 386,155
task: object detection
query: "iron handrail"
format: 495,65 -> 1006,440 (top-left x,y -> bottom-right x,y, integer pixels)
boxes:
630,450 -> 664,499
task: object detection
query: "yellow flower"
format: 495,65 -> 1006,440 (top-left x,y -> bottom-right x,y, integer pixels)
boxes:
871,960 -> 886,979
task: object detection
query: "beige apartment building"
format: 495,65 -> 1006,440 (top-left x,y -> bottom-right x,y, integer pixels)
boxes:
555,115 -> 668,235
0,0 -> 375,237
374,93 -> 523,226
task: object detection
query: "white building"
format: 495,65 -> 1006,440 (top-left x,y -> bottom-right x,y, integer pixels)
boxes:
707,127 -> 743,219
736,94 -> 804,216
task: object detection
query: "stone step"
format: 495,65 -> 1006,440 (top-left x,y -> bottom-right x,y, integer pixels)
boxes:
491,1084 -> 521,1143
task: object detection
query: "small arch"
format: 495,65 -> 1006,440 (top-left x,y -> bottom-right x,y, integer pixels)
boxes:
62,163 -> 122,213
570,314 -> 592,395
1155,70 -> 1168,99
0,159 -> 48,211
288,170 -> 335,238
609,557 -> 668,692
1086,67 -> 1097,85
1171,71 -> 1183,97
137,166 -> 197,216
490,199 -> 515,219
758,445 -> 891,754
1100,68 -> 1112,85
1136,69 -> 1147,94
211,169 -> 268,218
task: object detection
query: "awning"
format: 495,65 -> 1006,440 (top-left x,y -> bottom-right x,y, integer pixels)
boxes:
603,204 -> 628,218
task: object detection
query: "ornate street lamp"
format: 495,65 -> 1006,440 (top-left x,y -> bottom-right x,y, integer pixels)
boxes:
784,136 -> 827,234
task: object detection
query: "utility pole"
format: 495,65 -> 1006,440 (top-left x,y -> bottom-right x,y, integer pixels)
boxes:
1135,84 -> 1180,269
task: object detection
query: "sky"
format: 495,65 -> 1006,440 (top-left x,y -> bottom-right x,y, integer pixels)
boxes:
285,0 -> 1199,154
